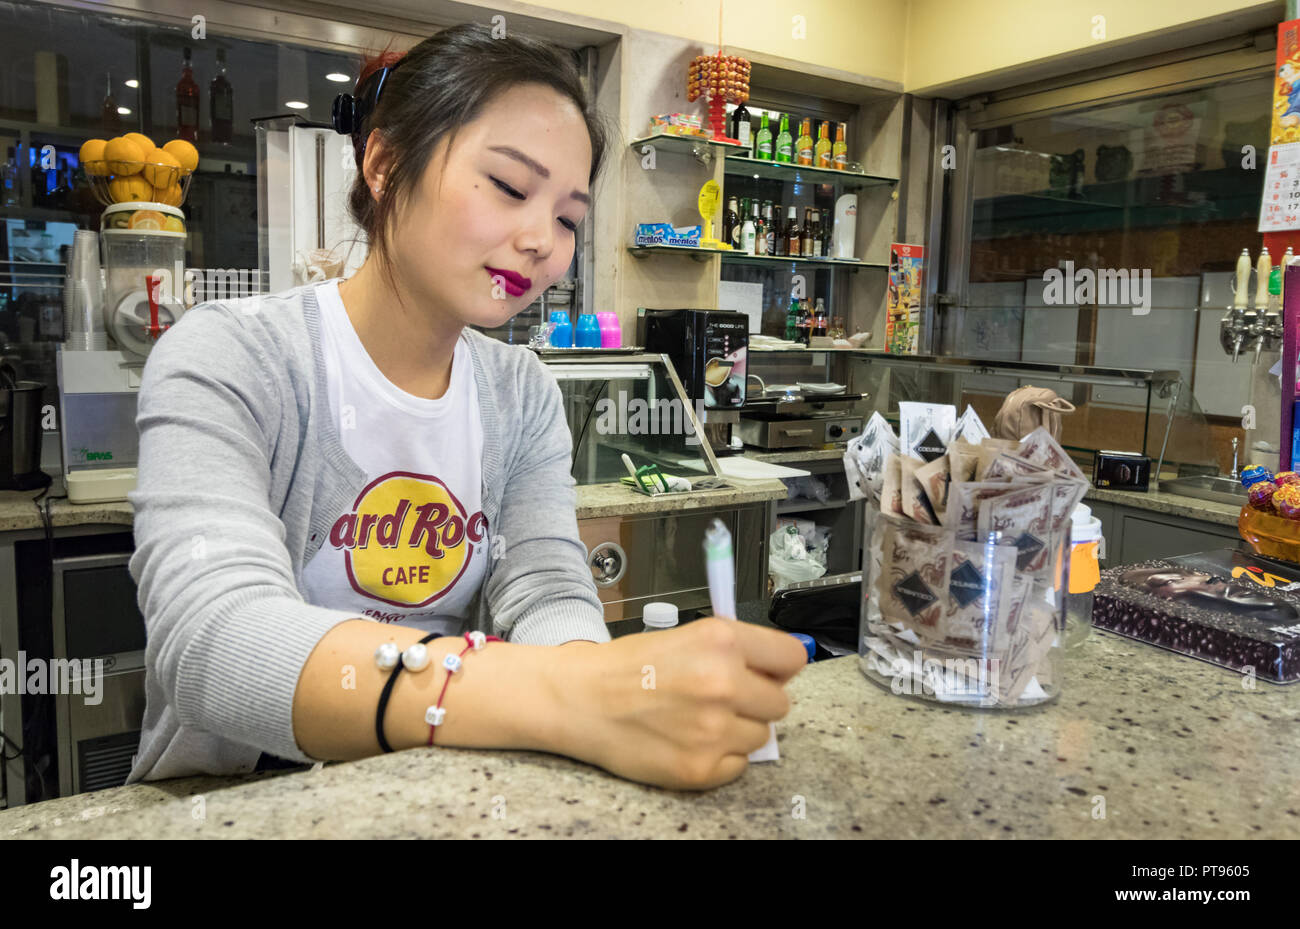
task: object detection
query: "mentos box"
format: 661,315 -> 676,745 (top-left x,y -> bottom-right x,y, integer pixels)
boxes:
634,223 -> 703,247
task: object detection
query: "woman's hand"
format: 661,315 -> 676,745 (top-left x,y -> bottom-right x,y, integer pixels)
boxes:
551,618 -> 808,790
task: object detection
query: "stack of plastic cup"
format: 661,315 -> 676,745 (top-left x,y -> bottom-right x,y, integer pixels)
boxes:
549,310 -> 572,348
597,312 -> 621,348
574,312 -> 602,348
64,230 -> 106,351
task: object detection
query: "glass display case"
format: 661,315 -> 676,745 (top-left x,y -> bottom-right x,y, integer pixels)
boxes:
747,348 -> 1206,480
539,351 -> 726,486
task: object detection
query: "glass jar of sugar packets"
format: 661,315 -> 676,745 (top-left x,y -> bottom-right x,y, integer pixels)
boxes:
858,509 -> 1066,709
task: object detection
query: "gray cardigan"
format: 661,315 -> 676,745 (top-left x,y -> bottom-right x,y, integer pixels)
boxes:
125,282 -> 609,782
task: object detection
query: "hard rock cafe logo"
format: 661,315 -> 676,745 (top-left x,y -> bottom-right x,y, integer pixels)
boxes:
328,471 -> 487,608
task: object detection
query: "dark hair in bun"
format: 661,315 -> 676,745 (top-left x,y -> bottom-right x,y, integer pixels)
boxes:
347,24 -> 608,280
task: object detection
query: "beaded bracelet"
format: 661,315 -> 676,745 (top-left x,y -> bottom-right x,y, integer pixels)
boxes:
374,631 -> 440,753
426,631 -> 502,746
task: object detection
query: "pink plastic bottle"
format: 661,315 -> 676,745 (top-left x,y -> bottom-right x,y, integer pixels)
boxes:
597,312 -> 622,348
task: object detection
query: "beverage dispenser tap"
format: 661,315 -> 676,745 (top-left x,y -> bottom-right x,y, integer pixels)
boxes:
1219,248 -> 1283,363
1219,248 -> 1252,361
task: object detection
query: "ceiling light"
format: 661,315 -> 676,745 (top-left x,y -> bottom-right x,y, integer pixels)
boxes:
326,72 -> 350,83
117,106 -> 131,115
285,101 -> 308,110
124,79 -> 139,89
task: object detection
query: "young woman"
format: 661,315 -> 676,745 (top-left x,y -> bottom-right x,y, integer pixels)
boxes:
127,24 -> 806,792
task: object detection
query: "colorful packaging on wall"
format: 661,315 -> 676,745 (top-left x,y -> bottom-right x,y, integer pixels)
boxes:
886,243 -> 924,354
633,223 -> 703,247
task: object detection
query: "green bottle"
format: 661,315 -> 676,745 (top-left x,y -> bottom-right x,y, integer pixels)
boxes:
755,112 -> 773,160
785,295 -> 799,341
775,114 -> 793,163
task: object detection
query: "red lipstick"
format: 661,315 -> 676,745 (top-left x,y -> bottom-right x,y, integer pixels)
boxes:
486,267 -> 532,298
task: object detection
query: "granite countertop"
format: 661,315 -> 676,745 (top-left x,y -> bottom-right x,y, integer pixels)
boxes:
0,481 -> 787,533
4,629 -> 1296,839
1086,486 -> 1242,528
0,488 -> 133,533
744,447 -> 847,464
575,480 -> 787,518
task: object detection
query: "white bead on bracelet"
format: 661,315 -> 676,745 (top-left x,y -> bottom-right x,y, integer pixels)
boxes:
374,641 -> 432,672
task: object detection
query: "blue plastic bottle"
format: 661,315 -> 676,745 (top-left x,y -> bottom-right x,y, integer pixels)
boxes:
789,633 -> 816,663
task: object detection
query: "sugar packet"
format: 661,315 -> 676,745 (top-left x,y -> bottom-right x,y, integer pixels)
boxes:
844,412 -> 899,502
900,455 -> 940,524
946,438 -> 981,484
983,452 -> 1053,483
974,439 -> 1020,480
1018,426 -> 1087,482
940,538 -> 1017,657
915,454 -> 951,519
975,481 -> 1055,575
899,401 -> 957,463
874,518 -> 950,635
880,453 -> 905,517
952,404 -> 991,443
944,481 -> 1015,532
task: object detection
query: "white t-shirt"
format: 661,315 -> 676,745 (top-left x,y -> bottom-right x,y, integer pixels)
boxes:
301,279 -> 488,636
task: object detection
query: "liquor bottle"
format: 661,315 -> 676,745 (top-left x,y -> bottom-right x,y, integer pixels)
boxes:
775,115 -> 793,163
810,209 -> 823,258
723,196 -> 739,248
796,118 -> 813,166
730,101 -> 752,154
801,207 -> 814,257
832,122 -> 848,170
785,296 -> 799,341
101,72 -> 121,135
762,201 -> 776,255
814,121 -> 832,168
813,297 -> 828,338
741,202 -> 756,256
176,46 -> 200,144
754,112 -> 772,160
785,205 -> 800,257
754,202 -> 767,256
1,148 -> 17,207
209,49 -> 234,145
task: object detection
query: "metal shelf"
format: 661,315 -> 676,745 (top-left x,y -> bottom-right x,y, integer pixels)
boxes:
724,154 -> 897,188
779,570 -> 862,592
721,252 -> 886,271
628,133 -> 747,155
627,244 -> 723,262
777,497 -> 852,514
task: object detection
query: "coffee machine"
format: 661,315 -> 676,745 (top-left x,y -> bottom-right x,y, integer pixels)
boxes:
639,309 -> 748,455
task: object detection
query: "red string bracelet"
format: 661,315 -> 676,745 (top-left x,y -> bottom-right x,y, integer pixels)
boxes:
425,631 -> 503,745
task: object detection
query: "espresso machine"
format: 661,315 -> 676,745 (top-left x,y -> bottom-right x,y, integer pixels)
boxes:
639,308 -> 748,455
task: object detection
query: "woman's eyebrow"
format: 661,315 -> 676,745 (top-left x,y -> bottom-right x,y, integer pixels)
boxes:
488,144 -> 590,204
489,145 -> 550,178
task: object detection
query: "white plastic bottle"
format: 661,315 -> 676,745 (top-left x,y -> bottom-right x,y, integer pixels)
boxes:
642,602 -> 679,633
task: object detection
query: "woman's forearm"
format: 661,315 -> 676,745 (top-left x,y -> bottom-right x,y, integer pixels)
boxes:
291,619 -> 571,760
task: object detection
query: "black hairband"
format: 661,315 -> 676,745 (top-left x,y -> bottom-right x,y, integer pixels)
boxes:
331,63 -> 399,155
